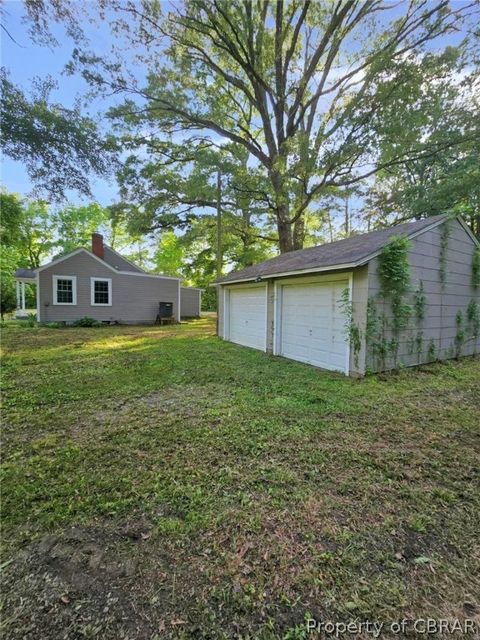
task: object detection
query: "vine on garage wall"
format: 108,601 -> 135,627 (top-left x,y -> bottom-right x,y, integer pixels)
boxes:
413,281 -> 426,322
427,338 -> 437,361
454,311 -> 465,359
472,247 -> 480,290
439,221 -> 450,289
378,236 -> 412,332
466,299 -> 479,354
365,237 -> 413,369
340,288 -> 362,368
345,225 -> 479,373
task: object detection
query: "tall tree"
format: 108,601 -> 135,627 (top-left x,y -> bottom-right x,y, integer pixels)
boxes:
115,139 -> 276,266
54,0 -> 478,252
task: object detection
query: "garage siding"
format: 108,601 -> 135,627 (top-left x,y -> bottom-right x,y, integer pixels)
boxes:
349,266 -> 369,376
366,219 -> 479,372
217,285 -> 225,338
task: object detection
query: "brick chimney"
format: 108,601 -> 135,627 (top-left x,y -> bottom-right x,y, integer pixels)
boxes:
92,233 -> 104,259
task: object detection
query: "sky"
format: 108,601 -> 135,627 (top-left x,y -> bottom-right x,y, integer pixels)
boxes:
1,1 -> 121,206
1,0 -> 475,225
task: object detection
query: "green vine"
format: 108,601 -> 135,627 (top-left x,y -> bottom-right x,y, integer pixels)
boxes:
466,300 -> 479,352
366,298 -> 378,345
454,310 -> 465,359
427,339 -> 437,361
413,281 -> 426,322
378,236 -> 412,332
340,288 -> 362,368
439,222 -> 450,288
415,331 -> 423,359
472,247 -> 480,290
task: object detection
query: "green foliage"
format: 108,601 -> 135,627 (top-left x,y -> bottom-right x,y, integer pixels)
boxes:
73,317 -> 103,327
427,339 -> 437,362
439,222 -> 450,288
365,298 -> 378,346
454,311 -> 465,358
415,331 -> 424,359
340,288 -> 361,368
472,247 -> 480,290
53,203 -> 109,256
0,70 -> 114,200
57,0 -> 478,252
0,283 -> 16,320
413,281 -> 426,322
0,191 -> 24,245
466,300 -> 479,342
378,236 -> 412,332
25,313 -> 37,327
201,287 -> 217,312
366,45 -> 479,237
154,231 -> 184,277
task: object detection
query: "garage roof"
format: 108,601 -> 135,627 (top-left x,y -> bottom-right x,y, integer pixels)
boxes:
217,214 -> 450,284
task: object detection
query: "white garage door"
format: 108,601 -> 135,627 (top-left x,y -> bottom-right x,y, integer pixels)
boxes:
279,280 -> 349,373
227,285 -> 267,350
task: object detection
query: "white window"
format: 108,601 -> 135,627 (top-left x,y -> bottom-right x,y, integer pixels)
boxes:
53,275 -> 77,305
90,277 -> 112,306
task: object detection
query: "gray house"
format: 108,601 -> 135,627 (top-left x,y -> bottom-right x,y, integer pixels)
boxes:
217,215 -> 480,376
15,233 -> 202,324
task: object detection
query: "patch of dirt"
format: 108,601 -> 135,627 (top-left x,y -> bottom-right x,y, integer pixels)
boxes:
66,384 -> 235,441
2,522 -> 165,639
1,513 -> 327,640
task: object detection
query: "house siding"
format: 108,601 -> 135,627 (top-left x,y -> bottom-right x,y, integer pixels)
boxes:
366,218 -> 479,373
38,251 -> 180,324
180,287 -> 201,317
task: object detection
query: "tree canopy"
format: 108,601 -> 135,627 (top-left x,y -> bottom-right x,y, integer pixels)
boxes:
52,0 -> 479,250
0,69 -> 115,200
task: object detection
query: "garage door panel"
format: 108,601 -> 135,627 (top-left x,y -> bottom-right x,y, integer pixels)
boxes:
279,281 -> 349,372
228,286 -> 266,351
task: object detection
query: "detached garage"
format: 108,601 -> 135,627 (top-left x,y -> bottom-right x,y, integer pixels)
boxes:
217,215 -> 480,376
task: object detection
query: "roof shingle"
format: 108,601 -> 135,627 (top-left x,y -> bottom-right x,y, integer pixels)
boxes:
217,214 -> 448,284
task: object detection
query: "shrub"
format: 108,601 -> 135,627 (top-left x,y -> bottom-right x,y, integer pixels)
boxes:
25,312 -> 37,327
0,286 -> 16,320
73,316 -> 103,327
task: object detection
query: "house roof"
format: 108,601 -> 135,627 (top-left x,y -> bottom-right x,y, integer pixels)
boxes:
34,247 -> 180,280
217,214 -> 452,284
15,268 -> 36,280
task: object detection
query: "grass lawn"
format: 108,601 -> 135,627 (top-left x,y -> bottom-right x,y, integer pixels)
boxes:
1,317 -> 479,639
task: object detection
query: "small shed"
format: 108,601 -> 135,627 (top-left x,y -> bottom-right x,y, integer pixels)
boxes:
216,215 -> 480,376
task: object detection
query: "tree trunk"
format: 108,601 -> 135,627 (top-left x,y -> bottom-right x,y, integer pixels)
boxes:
271,169 -> 294,253
277,209 -> 293,253
216,170 -> 223,278
293,216 -> 305,250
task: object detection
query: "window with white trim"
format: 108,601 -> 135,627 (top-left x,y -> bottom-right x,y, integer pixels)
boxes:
53,275 -> 77,305
90,277 -> 112,306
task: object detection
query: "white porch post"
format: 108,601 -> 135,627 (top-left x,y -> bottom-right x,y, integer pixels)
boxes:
16,281 -> 21,311
21,282 -> 26,312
